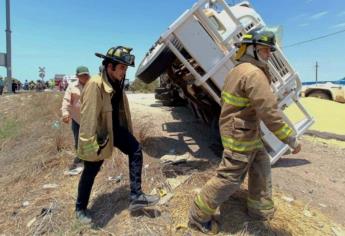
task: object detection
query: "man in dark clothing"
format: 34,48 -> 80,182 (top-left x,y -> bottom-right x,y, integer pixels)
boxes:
0,77 -> 4,95
12,81 -> 16,93
76,46 -> 159,224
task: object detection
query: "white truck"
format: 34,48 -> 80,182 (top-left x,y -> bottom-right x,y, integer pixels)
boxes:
301,78 -> 345,103
135,0 -> 314,164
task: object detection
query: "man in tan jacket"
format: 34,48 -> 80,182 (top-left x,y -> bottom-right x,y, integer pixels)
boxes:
75,46 -> 159,224
61,66 -> 90,173
188,29 -> 301,234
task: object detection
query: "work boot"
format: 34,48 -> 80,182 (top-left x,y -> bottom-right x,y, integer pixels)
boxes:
66,157 -> 84,175
70,157 -> 83,169
75,209 -> 92,224
247,207 -> 275,220
188,214 -> 219,235
129,193 -> 160,211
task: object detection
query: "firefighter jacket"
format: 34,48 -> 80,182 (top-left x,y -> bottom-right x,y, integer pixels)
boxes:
78,73 -> 133,162
219,55 -> 295,156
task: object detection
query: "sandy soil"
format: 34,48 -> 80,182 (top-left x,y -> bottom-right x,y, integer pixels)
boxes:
128,93 -> 345,227
0,92 -> 344,235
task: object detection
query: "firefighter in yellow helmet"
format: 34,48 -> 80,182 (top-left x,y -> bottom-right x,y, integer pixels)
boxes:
188,28 -> 301,234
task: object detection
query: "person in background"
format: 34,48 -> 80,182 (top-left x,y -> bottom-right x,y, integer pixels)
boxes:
24,80 -> 29,90
61,66 -> 90,174
11,81 -> 17,93
0,77 -> 4,95
63,79 -> 69,91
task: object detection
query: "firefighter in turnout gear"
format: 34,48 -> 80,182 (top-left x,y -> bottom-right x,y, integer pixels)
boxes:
75,46 -> 160,224
188,28 -> 302,234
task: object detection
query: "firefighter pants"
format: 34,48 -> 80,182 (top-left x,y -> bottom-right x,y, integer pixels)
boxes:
190,149 -> 274,222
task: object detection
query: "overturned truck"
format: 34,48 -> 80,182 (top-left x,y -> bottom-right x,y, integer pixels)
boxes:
135,0 -> 314,164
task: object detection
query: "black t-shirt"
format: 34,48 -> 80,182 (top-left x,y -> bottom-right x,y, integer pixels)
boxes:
108,77 -> 124,141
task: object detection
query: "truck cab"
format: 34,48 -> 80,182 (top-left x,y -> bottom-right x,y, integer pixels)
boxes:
136,0 -> 314,164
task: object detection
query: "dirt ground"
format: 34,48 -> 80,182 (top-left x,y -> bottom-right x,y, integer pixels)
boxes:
0,92 -> 344,235
129,93 -> 345,227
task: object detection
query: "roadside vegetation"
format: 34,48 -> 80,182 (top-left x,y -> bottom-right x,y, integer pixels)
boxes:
129,78 -> 159,93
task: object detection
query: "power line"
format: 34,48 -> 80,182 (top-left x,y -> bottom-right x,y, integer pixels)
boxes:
283,28 -> 345,49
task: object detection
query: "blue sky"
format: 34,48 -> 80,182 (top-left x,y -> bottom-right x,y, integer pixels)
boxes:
0,0 -> 344,83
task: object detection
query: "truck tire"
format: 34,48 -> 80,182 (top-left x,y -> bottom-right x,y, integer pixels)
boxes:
157,91 -> 172,100
307,90 -> 331,100
155,92 -> 172,100
135,44 -> 176,84
155,93 -> 162,100
160,97 -> 186,107
161,99 -> 175,106
155,87 -> 169,95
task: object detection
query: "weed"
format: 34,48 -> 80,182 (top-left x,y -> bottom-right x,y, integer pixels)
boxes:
0,119 -> 21,140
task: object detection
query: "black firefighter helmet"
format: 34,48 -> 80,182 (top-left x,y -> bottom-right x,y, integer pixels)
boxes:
95,46 -> 135,67
237,28 -> 277,52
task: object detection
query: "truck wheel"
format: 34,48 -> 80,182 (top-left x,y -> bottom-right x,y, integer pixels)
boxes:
155,93 -> 163,100
161,99 -> 174,106
156,91 -> 172,100
155,87 -> 168,95
135,44 -> 176,84
161,98 -> 186,107
308,90 -> 331,100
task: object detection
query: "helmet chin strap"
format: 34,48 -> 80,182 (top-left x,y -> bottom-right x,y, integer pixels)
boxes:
253,45 -> 259,61
252,40 -> 260,61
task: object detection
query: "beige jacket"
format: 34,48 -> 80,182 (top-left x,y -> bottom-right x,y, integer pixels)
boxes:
78,73 -> 133,162
61,80 -> 84,124
219,55 -> 296,155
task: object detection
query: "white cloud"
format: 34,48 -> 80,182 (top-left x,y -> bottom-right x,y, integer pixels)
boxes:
310,11 -> 328,20
331,22 -> 345,29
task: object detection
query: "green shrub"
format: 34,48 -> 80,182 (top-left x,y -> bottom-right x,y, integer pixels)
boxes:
0,119 -> 21,140
129,79 -> 159,93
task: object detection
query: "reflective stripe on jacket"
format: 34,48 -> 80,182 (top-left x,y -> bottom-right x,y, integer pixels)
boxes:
219,55 -> 293,153
78,73 -> 133,162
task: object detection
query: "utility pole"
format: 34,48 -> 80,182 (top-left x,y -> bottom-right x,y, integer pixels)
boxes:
315,61 -> 318,83
6,0 -> 12,92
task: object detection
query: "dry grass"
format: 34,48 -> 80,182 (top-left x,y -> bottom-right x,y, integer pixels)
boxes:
0,92 -> 343,235
170,172 -> 343,236
0,94 -> 166,234
0,92 -> 75,235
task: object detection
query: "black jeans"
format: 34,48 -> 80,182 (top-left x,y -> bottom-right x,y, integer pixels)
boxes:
71,119 -> 80,150
76,126 -> 143,211
71,119 -> 82,165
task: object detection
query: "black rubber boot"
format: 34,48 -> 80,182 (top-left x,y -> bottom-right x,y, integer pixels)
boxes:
129,193 -> 160,211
